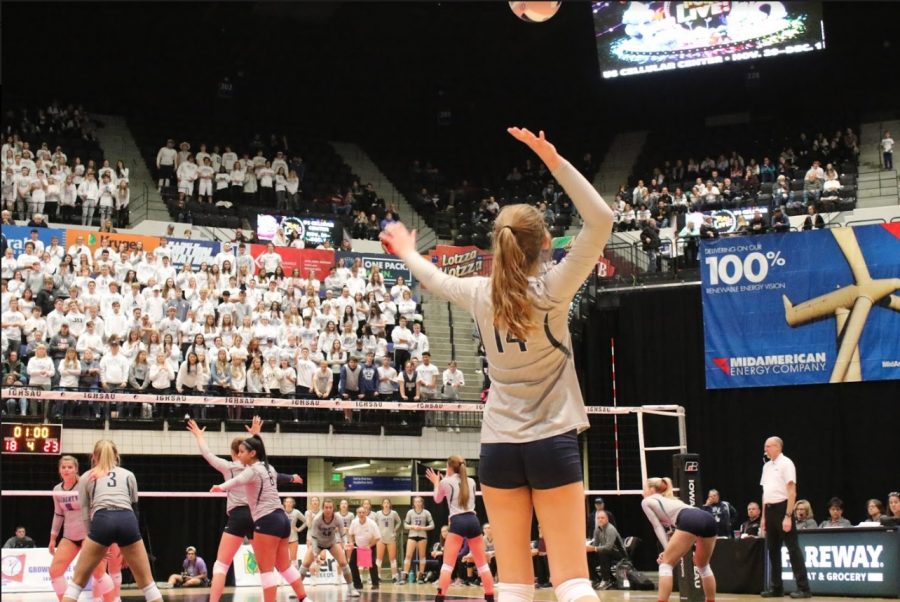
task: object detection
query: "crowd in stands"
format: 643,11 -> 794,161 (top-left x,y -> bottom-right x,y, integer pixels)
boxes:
150,133 -> 401,239
2,103 -> 130,229
0,226 -> 475,424
618,126 -> 860,237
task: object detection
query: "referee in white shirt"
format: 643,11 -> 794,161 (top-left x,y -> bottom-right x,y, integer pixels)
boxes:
760,437 -> 810,598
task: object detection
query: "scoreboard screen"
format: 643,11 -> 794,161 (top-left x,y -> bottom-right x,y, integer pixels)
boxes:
1,423 -> 62,455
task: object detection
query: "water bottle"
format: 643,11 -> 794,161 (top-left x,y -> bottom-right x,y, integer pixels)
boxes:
408,570 -> 415,584
622,575 -> 630,589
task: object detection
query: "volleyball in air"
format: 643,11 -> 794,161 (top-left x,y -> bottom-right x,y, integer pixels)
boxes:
509,1 -> 561,23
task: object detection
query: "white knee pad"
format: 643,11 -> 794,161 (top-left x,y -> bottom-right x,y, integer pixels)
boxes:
658,563 -> 674,577
260,570 -> 280,588
141,582 -> 161,601
477,564 -> 492,575
697,564 -> 714,578
94,573 -> 114,596
441,563 -> 454,573
213,560 -> 231,576
65,582 -> 84,601
498,582 -> 535,602
281,565 -> 302,584
555,577 -> 598,602
52,575 -> 68,597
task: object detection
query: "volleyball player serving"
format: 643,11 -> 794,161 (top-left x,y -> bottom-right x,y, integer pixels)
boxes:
61,440 -> 162,602
186,417 -> 302,602
641,477 -> 718,602
426,456 -> 495,602
48,455 -> 120,602
381,127 -> 614,602
210,434 -> 307,602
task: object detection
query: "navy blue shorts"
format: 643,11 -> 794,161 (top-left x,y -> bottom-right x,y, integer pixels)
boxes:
254,509 -> 290,538
479,430 -> 582,490
224,505 -> 255,540
88,509 -> 142,547
448,512 -> 482,539
675,507 -> 717,538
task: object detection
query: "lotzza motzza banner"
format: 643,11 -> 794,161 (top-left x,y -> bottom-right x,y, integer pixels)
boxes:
427,245 -> 492,277
701,224 -> 900,389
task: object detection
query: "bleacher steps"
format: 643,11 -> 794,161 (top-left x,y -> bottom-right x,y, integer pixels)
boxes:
330,141 -> 438,253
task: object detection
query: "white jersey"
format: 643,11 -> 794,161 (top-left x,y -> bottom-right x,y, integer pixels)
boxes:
309,512 -> 345,549
375,509 -> 401,543
51,482 -> 86,542
286,508 -> 304,542
219,461 -> 282,522
336,511 -> 355,543
398,160 -> 611,444
404,508 -> 434,538
198,442 -> 249,514
434,473 -> 477,517
77,465 -> 139,527
641,493 -> 688,548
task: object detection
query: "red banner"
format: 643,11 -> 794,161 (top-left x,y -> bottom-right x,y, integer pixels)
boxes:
248,245 -> 335,280
427,245 -> 492,278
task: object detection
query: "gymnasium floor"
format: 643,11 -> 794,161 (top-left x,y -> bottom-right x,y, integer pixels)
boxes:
4,582 -> 895,602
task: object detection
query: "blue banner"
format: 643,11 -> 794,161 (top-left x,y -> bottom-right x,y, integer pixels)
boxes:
336,252 -> 414,287
167,237 -> 221,268
2,226 -> 66,259
701,224 -> 900,389
344,476 -> 412,491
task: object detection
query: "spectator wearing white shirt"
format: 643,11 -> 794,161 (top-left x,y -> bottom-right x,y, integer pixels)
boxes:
409,322 -> 429,361
26,344 -> 55,389
397,289 -> 421,323
197,157 -> 215,202
442,360 -> 465,401
257,160 -> 275,206
77,171 -> 99,225
144,287 -> 166,323
882,131 -> 894,170
177,154 -> 198,201
75,320 -> 104,359
390,276 -> 411,304
414,352 -> 439,401
156,139 -> 177,190
99,339 -> 129,390
149,351 -> 176,393
256,243 -> 282,277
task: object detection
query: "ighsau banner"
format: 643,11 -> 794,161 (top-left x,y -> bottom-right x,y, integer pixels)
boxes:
701,224 -> 900,389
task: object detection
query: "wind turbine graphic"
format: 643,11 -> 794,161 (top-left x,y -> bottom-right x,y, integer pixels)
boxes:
782,227 -> 900,383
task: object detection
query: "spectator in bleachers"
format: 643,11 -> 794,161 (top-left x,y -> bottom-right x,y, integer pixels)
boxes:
441,360 -> 463,401
771,207 -> 790,233
802,204 -> 825,231
640,218 -> 661,273
882,131 -> 894,170
156,139 -> 177,191
3,526 -> 35,549
749,210 -> 768,235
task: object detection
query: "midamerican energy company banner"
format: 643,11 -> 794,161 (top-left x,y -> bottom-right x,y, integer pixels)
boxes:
701,224 -> 900,389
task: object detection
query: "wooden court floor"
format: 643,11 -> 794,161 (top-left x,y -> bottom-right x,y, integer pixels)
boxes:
4,581 -> 894,601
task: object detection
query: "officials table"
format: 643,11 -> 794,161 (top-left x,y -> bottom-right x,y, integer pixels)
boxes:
710,526 -> 900,597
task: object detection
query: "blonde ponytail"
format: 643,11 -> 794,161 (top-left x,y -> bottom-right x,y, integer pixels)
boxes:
647,476 -> 675,498
90,439 -> 120,480
491,205 -> 547,341
448,454 -> 470,508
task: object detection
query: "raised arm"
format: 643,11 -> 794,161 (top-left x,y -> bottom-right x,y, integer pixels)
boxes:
187,419 -> 232,476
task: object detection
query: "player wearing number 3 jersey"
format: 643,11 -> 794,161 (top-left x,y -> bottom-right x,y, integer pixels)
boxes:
381,127 -> 614,602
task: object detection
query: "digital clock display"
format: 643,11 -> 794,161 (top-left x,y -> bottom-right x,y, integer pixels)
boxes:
1,423 -> 62,454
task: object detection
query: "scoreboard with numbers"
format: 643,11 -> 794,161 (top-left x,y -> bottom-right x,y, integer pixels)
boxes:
1,423 -> 62,454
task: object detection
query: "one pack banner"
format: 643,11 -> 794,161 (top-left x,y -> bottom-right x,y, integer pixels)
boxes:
248,244 -> 334,280
701,224 -> 900,389
167,237 -> 220,268
2,226 -> 66,259
335,251 -> 413,287
64,229 -> 159,257
427,245 -> 492,277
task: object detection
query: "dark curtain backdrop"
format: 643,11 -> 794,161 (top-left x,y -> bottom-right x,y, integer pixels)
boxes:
576,285 -> 899,569
0,455 -> 307,585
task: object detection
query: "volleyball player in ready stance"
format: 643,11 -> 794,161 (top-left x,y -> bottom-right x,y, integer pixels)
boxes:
187,418 -> 303,602
641,477 -> 718,602
375,498 -> 402,584
48,455 -> 121,602
300,498 -> 360,597
211,435 -> 307,602
381,127 -> 614,602
426,456 -> 495,602
62,440 -> 162,602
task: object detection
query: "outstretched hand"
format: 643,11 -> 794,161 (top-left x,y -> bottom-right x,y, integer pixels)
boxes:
379,223 -> 417,257
245,415 -> 263,436
507,127 -> 561,172
186,419 -> 205,438
424,467 -> 442,486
